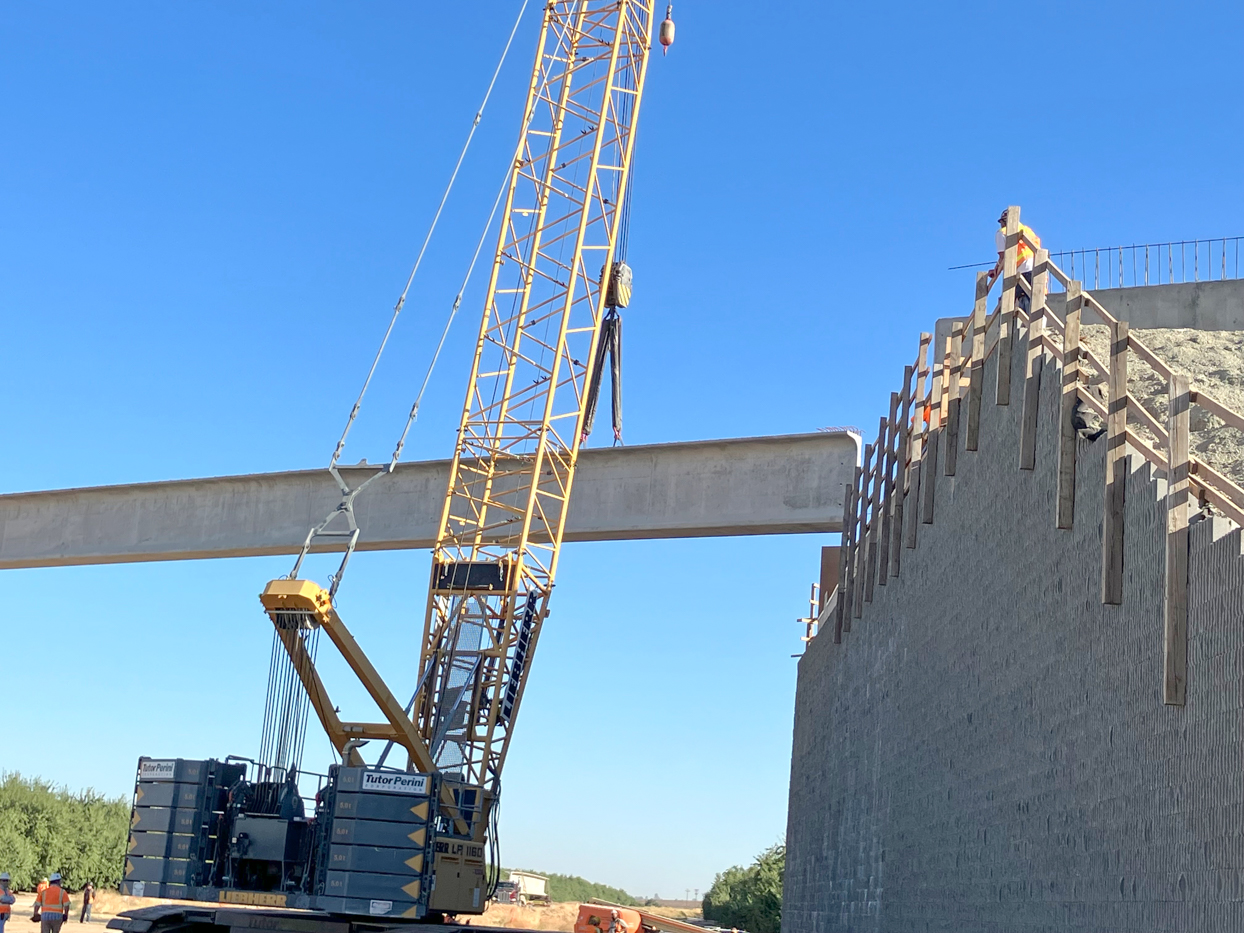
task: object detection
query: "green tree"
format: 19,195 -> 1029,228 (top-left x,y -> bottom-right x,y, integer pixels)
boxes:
702,844 -> 784,933
0,773 -> 130,891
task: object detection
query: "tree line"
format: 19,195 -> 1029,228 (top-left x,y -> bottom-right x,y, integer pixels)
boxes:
702,844 -> 784,933
0,773 -> 130,891
502,868 -> 638,905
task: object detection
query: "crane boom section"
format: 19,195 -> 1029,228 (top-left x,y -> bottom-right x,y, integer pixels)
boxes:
416,0 -> 655,794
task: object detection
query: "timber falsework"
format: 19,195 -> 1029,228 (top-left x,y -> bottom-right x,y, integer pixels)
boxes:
825,206 -> 1244,707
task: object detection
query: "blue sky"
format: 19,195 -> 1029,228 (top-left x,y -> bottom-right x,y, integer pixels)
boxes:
2,0 -> 1242,898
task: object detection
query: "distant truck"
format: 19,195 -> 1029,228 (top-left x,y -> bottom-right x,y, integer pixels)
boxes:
507,871 -> 549,906
492,880 -> 518,905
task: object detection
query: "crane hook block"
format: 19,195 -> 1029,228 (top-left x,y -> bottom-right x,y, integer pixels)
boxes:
659,5 -> 675,55
600,261 -> 633,309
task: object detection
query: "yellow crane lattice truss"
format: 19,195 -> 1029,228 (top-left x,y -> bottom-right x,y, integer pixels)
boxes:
414,0 -> 656,795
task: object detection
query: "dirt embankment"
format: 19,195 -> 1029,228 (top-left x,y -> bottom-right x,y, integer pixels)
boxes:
1078,326 -> 1244,489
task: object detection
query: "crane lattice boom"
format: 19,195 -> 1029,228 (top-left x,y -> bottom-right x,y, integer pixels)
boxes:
415,0 -> 656,796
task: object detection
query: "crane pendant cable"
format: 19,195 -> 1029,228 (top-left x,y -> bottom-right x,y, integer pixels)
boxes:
258,1 -> 529,780
284,0 -> 530,598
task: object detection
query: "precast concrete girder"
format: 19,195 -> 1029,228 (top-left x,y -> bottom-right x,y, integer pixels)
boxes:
0,432 -> 857,570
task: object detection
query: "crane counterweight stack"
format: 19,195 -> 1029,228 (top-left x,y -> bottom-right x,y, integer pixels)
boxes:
122,1 -> 661,925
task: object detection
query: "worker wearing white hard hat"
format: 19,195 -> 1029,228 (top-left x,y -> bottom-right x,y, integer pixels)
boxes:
34,875 -> 70,933
0,872 -> 14,933
987,208 -> 1042,316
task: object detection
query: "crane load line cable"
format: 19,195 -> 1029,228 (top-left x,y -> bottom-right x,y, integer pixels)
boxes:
328,0 -> 530,472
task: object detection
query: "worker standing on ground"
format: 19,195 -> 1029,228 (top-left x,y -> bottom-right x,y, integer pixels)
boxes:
78,884 -> 93,924
34,874 -> 70,933
987,209 -> 1040,314
0,872 -> 14,933
33,878 -> 48,923
606,909 -> 628,933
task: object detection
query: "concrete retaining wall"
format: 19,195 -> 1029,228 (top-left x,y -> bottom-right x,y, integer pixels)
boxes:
1047,279 -> 1244,329
784,330 -> 1244,932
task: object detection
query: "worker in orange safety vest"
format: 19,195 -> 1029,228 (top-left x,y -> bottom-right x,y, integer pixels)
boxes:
34,874 -> 70,933
0,872 -> 15,933
987,209 -> 1041,314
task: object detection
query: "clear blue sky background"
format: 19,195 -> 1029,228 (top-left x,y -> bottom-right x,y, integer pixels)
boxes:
2,0 -> 1241,899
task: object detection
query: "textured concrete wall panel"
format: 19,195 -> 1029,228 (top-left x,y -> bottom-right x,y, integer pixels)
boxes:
785,330 -> 1244,933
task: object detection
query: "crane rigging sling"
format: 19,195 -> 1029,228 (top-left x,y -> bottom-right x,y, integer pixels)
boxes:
582,306 -> 622,443
581,122 -> 638,445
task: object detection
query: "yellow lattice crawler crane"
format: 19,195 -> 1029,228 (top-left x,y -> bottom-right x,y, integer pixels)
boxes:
119,3 -> 668,928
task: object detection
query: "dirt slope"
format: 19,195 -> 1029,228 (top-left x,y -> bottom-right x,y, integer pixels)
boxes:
1078,326 -> 1244,488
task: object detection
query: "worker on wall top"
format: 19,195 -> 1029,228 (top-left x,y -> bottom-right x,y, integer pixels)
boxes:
986,208 -> 1041,315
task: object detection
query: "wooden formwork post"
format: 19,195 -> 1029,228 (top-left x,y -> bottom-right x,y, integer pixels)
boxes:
877,393 -> 900,587
920,424 -> 939,524
837,464 -> 862,636
834,468 -> 856,642
1029,247 -> 1049,322
1164,374 -> 1190,706
865,417 -> 886,603
921,338 -> 943,525
1056,281 -> 1082,530
944,332 -> 963,476
905,334 -> 932,549
891,365 -> 914,578
996,205 -> 1021,406
852,444 -> 874,619
966,272 -> 989,450
1019,250 -> 1049,470
819,546 -> 840,615
1101,320 -> 1128,605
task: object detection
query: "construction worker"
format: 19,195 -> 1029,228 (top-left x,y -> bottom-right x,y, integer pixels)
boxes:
78,884 -> 94,924
0,873 -> 14,933
33,878 -> 48,923
34,874 -> 70,933
606,909 -> 628,933
987,209 -> 1041,314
